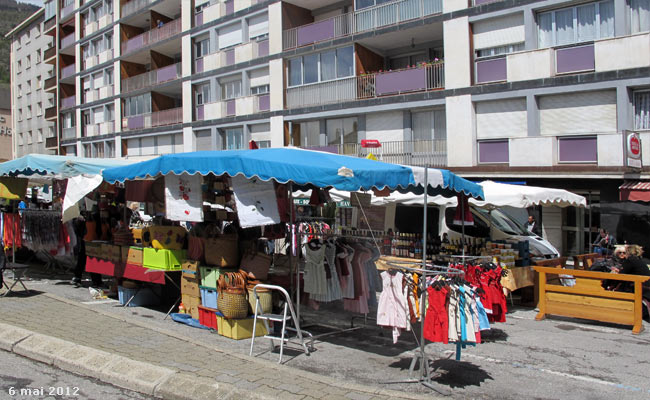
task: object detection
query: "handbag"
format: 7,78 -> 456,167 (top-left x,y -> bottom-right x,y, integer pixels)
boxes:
187,236 -> 205,262
205,234 -> 239,267
240,251 -> 272,281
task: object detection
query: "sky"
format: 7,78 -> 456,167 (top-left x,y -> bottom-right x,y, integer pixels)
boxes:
17,0 -> 44,6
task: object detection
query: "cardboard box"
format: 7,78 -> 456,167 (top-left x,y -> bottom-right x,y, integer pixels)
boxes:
181,275 -> 200,297
100,244 -> 112,260
182,261 -> 199,279
109,245 -> 122,263
127,247 -> 143,266
217,316 -> 267,340
181,294 -> 200,320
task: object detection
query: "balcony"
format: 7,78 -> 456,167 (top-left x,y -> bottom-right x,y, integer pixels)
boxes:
195,39 -> 268,73
283,0 -> 442,50
475,56 -> 507,84
61,33 -> 75,49
195,2 -> 225,27
122,107 -> 183,131
473,0 -> 502,5
61,96 -> 76,109
44,16 -> 56,32
121,19 -> 182,55
45,137 -> 58,149
83,85 -> 114,103
304,139 -> 447,168
62,127 -> 76,140
121,63 -> 181,93
84,49 -> 114,70
44,46 -> 56,60
84,121 -> 114,137
287,62 -> 444,109
44,76 -> 57,91
121,0 -> 155,19
61,64 -> 76,79
60,3 -> 74,20
45,106 -> 57,120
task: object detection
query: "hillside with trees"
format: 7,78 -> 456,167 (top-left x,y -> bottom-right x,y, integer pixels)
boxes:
0,0 -> 40,83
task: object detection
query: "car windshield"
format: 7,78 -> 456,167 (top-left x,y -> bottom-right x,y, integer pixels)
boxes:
472,207 -> 529,236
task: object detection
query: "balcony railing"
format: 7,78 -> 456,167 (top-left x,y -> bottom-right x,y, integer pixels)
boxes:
83,85 -> 115,103
303,139 -> 447,167
45,106 -> 57,119
475,56 -> 507,84
121,19 -> 182,55
61,96 -> 76,109
62,127 -> 76,140
61,64 -> 76,79
122,107 -> 183,131
83,49 -> 114,70
44,76 -> 57,90
60,3 -> 74,19
45,137 -> 58,148
44,46 -> 56,60
255,94 -> 270,113
121,63 -> 181,93
121,0 -> 155,19
287,63 -> 444,109
61,33 -> 75,49
84,121 -> 114,137
283,0 -> 442,50
44,16 -> 56,32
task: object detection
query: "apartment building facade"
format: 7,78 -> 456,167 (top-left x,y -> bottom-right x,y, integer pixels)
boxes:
30,0 -> 650,253
7,8 -> 56,158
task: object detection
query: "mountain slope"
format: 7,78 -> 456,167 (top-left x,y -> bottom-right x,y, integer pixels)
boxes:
0,0 -> 40,83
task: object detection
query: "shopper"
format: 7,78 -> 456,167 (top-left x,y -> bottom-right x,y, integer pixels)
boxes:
525,215 -> 542,237
72,215 -> 103,288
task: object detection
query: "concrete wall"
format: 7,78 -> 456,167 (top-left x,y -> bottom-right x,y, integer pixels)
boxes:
268,2 -> 283,55
509,137 -> 554,166
446,95 -> 475,167
507,49 -> 554,82
595,33 -> 650,72
443,17 -> 471,89
597,133 -> 624,166
269,58 -> 284,111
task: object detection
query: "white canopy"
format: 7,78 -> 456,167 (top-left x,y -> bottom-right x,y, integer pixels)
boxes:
326,180 -> 587,209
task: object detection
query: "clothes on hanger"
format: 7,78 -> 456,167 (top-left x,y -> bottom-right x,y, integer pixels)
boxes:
377,270 -> 409,343
450,262 -> 508,323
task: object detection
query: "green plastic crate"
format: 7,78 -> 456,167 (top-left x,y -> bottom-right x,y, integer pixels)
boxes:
199,266 -> 219,288
143,248 -> 186,271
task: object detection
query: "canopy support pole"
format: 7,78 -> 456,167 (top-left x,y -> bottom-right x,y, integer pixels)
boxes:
288,182 -> 299,323
419,168 -> 428,381
461,195 -> 466,257
588,191 -> 593,253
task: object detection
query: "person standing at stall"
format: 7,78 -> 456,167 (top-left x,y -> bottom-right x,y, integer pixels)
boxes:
72,215 -> 103,288
525,215 -> 542,237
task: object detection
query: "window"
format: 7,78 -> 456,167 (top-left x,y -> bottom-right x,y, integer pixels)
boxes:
557,136 -> 597,163
18,132 -> 23,146
257,140 -> 271,148
36,51 -> 41,64
412,110 -> 446,141
248,13 -> 268,40
17,84 -> 21,97
538,0 -> 614,48
389,52 -> 430,69
37,129 -> 43,142
26,80 -> 31,94
287,46 -> 354,87
356,0 -> 395,9
223,127 -> 243,150
27,130 -> 32,144
106,140 -> 115,158
106,0 -> 113,15
105,68 -> 113,85
196,83 -> 210,104
478,140 -> 509,163
125,94 -> 152,116
25,55 -> 31,69
93,142 -> 104,158
44,0 -> 56,20
105,33 -> 113,51
36,75 -> 42,89
16,60 -> 21,73
631,0 -> 650,33
476,43 -> 525,58
35,24 -> 40,37
37,102 -> 42,116
327,117 -> 357,145
18,109 -> 23,121
634,91 -> 650,130
84,144 -> 92,158
27,106 -> 32,119
250,84 -> 269,95
221,79 -> 242,100
195,38 -> 210,58
105,104 -> 114,121
219,23 -> 242,49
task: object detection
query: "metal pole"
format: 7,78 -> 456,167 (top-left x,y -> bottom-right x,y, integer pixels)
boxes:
288,182 -> 300,322
12,202 -> 16,266
461,195 -> 466,257
419,168 -> 428,380
587,190 -> 594,253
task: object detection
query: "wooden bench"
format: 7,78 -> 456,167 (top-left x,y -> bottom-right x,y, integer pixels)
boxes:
534,266 -> 650,334
572,253 -> 600,270
533,257 -> 568,269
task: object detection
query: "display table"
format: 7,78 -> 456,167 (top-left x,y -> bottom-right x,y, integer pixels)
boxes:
500,266 -> 536,293
85,257 -> 165,284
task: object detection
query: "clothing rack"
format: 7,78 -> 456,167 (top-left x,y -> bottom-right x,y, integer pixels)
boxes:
385,260 -> 465,394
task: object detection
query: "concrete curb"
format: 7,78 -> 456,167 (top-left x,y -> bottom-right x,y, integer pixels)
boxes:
42,292 -> 434,400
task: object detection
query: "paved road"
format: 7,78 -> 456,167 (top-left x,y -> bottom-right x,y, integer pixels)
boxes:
0,350 -> 149,400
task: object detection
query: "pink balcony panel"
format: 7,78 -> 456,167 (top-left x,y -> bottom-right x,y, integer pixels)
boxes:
225,0 -> 234,15
226,49 -> 235,65
556,45 -> 595,74
226,100 -> 236,116
61,64 -> 76,79
195,13 -> 203,27
61,33 -> 75,49
156,64 -> 179,83
258,40 -> 269,57
258,95 -> 270,112
61,96 -> 76,109
297,19 -> 335,47
196,58 -> 204,73
476,57 -> 507,84
196,105 -> 204,121
376,67 -> 426,95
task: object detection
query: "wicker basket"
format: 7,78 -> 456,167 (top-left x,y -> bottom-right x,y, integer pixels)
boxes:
248,287 -> 272,314
218,287 -> 249,319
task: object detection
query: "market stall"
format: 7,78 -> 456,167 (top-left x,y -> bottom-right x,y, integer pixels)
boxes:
0,155 -> 132,275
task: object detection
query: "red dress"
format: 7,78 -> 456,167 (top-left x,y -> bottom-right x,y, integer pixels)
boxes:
424,286 -> 449,344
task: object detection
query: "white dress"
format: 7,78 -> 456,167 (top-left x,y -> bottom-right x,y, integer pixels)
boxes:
303,244 -> 328,296
376,271 -> 409,343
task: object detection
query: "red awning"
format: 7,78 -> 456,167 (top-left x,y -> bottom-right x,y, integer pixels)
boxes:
619,181 -> 650,202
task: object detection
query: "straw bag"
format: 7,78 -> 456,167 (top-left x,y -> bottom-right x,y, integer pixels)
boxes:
187,236 -> 204,262
205,235 -> 239,267
248,286 -> 272,314
217,270 -> 249,319
240,251 -> 272,281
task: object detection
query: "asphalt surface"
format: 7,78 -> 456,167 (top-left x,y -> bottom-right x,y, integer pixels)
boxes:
3,259 -> 650,400
0,350 -> 150,400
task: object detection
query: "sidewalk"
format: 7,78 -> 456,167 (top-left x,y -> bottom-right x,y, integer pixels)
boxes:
0,290 -> 432,400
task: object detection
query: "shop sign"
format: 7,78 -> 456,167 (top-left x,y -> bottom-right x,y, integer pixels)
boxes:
625,131 -> 642,169
293,198 -> 351,207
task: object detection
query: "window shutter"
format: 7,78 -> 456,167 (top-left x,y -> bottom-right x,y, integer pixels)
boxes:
473,13 -> 525,50
249,67 -> 269,87
219,23 -> 242,49
248,13 -> 268,39
476,98 -> 527,139
540,90 -> 616,136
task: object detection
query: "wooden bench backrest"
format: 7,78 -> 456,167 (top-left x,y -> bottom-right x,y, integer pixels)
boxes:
572,253 -> 600,270
534,257 -> 568,269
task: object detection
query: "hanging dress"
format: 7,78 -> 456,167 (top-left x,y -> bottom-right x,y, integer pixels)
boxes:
424,286 -> 449,344
376,271 -> 409,343
303,242 -> 328,296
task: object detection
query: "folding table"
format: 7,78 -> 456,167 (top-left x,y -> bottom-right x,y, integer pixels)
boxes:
1,262 -> 31,296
